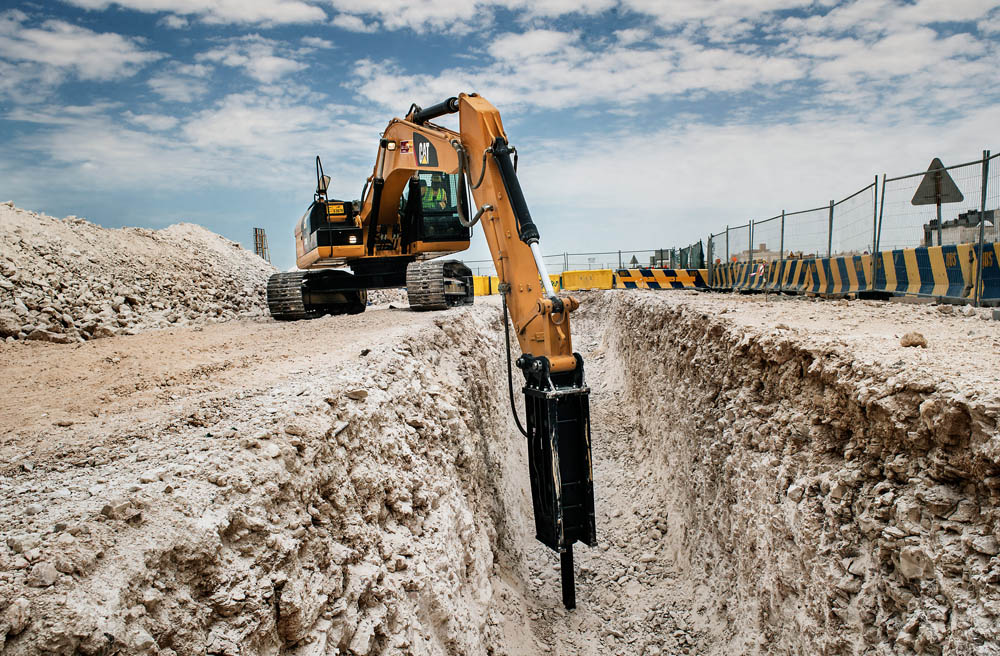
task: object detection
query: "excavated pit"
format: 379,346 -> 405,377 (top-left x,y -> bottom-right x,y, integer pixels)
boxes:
3,290 -> 1000,655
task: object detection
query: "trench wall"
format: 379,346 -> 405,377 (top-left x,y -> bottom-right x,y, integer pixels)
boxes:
600,292 -> 1000,655
0,308 -> 535,655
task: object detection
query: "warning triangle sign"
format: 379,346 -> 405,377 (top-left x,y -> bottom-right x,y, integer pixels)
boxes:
911,158 -> 964,206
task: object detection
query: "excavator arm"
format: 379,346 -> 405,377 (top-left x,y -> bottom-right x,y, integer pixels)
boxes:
391,94 -> 597,607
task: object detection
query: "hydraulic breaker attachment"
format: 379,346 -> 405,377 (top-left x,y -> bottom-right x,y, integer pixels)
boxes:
517,352 -> 597,609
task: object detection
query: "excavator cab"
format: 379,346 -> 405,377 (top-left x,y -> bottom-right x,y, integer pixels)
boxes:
399,172 -> 470,244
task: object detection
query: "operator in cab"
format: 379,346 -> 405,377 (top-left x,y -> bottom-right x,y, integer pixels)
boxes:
421,175 -> 448,210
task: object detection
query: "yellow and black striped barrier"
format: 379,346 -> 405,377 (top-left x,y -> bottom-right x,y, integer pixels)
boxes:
615,268 -> 709,289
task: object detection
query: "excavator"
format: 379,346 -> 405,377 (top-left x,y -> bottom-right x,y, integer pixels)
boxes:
267,94 -> 596,608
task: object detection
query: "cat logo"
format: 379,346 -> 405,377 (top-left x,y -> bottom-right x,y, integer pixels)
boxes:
413,133 -> 438,167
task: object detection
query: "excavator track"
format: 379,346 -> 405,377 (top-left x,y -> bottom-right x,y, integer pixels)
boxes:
267,271 -> 314,320
405,260 -> 474,311
267,270 -> 366,320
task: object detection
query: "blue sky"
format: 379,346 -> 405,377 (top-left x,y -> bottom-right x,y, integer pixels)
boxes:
1,0 -> 998,269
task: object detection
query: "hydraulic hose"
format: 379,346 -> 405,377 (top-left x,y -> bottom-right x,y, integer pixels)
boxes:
470,147 -> 492,190
503,293 -> 528,438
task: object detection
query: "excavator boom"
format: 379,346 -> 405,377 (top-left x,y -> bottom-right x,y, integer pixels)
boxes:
268,94 -> 596,607
409,94 -> 597,607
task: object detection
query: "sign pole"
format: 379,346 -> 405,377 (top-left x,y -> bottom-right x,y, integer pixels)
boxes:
912,158 -> 964,249
975,150 -> 990,306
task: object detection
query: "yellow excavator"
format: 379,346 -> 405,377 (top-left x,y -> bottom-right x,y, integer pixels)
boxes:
267,94 -> 596,607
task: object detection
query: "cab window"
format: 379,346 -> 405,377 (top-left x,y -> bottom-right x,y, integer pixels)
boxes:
415,172 -> 469,242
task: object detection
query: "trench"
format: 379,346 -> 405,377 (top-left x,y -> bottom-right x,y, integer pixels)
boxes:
4,291 -> 1000,655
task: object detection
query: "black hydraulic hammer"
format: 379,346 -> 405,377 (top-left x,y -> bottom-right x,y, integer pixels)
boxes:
517,352 -> 597,609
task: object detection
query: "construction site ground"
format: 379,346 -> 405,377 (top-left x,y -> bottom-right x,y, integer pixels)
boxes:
4,286 -> 1000,655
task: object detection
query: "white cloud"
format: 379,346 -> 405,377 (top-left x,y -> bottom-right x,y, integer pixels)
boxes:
59,0 -> 327,25
486,29 -> 578,60
147,62 -> 212,102
0,59 -> 63,103
197,35 -> 306,83
0,11 -> 163,82
497,0 -> 615,18
350,31 -> 805,112
124,111 -> 179,130
326,0 -> 484,32
331,13 -> 378,32
4,93 -> 382,197
182,94 -> 320,154
978,12 -> 1000,34
621,0 -> 810,26
614,27 -> 651,45
158,13 -> 189,28
326,0 -> 612,33
301,35 -> 336,48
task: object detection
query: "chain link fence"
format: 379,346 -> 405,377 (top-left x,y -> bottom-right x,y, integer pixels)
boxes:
878,156 -> 988,251
463,250 -> 660,277
782,204 -> 832,259
726,222 -> 752,262
751,215 -> 782,262
987,152 -> 1000,245
832,181 -> 877,255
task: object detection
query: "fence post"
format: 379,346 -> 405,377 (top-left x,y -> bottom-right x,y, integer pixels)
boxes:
749,220 -> 754,264
876,173 -> 886,252
976,150 -> 991,307
708,237 -> 714,286
827,199 -> 834,258
725,226 -> 729,263
617,250 -> 621,270
779,210 -> 785,292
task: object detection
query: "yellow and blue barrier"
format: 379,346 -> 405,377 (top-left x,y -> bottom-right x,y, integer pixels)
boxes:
709,242 -> 1000,305
976,243 -> 1000,304
873,244 -> 974,300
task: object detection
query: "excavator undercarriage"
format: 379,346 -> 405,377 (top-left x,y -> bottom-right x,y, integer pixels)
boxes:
266,258 -> 472,319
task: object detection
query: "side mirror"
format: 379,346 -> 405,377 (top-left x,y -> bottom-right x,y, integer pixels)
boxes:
318,175 -> 330,194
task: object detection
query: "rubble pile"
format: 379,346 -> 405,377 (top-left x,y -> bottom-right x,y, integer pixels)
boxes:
0,202 -> 274,342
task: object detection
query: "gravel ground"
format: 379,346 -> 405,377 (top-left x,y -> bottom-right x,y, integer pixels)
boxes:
2,287 -> 999,655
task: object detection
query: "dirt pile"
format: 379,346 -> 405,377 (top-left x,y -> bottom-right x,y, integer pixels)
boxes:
0,202 -> 274,343
593,290 -> 1000,654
